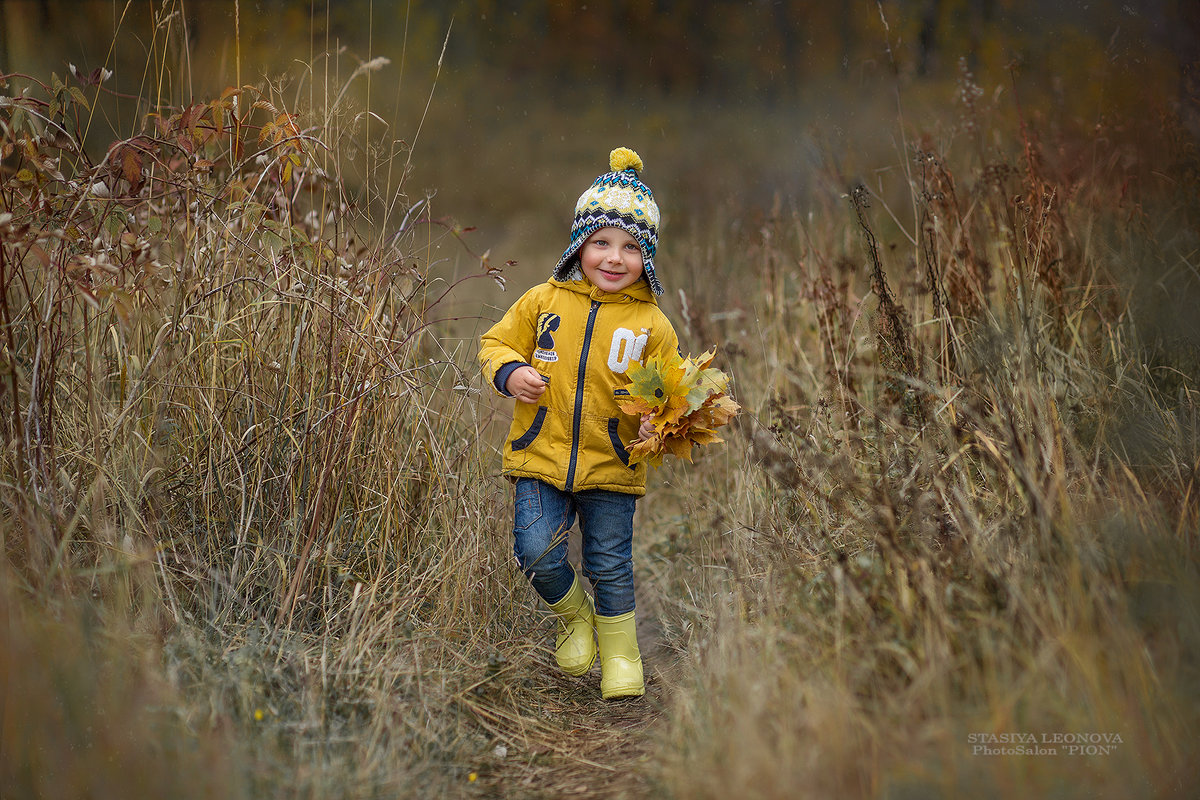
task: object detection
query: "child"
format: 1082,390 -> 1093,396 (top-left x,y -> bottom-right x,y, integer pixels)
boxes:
479,147 -> 679,700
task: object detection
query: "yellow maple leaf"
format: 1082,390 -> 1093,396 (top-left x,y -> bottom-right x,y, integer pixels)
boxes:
662,434 -> 695,461
682,350 -> 730,413
686,426 -> 724,446
694,394 -> 741,428
616,394 -> 657,417
627,434 -> 666,467
622,347 -> 741,466
626,354 -> 685,410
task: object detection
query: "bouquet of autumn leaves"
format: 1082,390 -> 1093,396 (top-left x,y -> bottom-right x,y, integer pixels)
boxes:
619,349 -> 741,466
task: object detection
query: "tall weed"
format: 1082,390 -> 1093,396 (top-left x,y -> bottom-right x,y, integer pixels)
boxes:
0,31 -> 533,796
649,103 -> 1199,798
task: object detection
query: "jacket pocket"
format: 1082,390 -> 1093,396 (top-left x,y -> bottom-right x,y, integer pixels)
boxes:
608,417 -> 634,468
511,406 -> 547,451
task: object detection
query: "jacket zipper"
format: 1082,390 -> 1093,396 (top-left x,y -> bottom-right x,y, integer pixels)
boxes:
565,299 -> 601,491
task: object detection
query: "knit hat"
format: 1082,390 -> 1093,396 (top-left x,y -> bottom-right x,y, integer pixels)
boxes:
553,147 -> 663,295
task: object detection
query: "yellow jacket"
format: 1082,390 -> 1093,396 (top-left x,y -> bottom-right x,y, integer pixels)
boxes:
479,278 -> 679,495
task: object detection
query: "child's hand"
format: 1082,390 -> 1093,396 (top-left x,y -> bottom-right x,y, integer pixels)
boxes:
638,414 -> 656,441
506,366 -> 548,404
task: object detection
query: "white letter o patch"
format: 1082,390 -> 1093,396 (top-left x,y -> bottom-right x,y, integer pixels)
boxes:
608,328 -> 649,373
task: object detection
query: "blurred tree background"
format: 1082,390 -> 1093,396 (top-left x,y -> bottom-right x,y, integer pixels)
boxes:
4,1 -> 1191,106
1,0 -> 1195,363
1,0 -> 1197,429
2,1 -> 1194,267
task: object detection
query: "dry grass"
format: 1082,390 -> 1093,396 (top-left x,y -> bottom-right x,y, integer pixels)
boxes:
0,29 -> 615,797
2,7 -> 1199,800
644,99 -> 1200,799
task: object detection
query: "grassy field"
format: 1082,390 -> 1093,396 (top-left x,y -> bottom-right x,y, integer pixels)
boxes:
2,14 -> 1199,800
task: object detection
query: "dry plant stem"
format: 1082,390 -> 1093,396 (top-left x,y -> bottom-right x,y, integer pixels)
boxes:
850,184 -> 923,424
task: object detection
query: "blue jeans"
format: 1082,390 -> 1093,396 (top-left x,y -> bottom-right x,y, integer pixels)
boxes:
512,477 -> 637,617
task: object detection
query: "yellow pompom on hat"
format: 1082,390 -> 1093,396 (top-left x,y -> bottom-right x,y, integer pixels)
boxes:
553,146 -> 663,295
608,147 -> 643,173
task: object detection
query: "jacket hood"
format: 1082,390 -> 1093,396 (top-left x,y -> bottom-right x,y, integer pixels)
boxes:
549,277 -> 659,305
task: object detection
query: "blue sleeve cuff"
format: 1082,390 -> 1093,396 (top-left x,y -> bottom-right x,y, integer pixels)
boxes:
494,361 -> 528,396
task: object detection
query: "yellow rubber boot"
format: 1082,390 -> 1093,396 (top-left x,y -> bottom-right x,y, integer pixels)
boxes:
545,576 -> 597,676
595,610 -> 644,699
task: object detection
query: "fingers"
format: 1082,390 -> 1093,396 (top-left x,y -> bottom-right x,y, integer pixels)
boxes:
512,372 -> 546,404
505,366 -> 548,403
516,384 -> 545,404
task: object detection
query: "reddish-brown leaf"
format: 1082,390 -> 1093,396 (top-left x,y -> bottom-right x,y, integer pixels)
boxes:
121,148 -> 142,187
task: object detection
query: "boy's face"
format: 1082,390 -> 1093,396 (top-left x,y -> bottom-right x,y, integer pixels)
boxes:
579,227 -> 645,293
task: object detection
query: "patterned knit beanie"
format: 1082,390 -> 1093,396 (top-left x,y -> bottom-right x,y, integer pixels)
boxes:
552,147 -> 663,295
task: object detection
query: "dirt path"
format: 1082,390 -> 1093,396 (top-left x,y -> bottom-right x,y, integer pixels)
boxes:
467,534 -> 679,799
